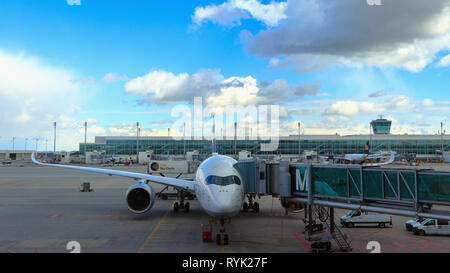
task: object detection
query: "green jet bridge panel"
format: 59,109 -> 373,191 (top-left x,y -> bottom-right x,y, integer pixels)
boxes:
288,164 -> 450,221
234,158 -> 450,220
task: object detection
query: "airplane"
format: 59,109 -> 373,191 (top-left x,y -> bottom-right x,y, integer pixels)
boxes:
342,141 -> 371,163
32,152 -> 244,245
31,115 -> 247,245
333,141 -> 396,166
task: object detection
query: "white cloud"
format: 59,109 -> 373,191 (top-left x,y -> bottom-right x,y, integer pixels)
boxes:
102,72 -> 129,83
239,0 -> 450,72
323,95 -> 414,116
192,0 -> 288,28
125,69 -> 320,106
323,101 -> 379,116
422,98 -> 435,107
437,54 -> 450,67
0,50 -> 94,151
125,69 -> 224,105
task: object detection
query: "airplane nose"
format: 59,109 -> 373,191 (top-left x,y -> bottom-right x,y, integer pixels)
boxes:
213,189 -> 235,213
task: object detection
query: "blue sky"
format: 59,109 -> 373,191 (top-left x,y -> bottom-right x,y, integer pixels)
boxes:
1,0 -> 450,150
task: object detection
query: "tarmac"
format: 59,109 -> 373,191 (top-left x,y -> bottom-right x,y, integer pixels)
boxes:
0,162 -> 449,253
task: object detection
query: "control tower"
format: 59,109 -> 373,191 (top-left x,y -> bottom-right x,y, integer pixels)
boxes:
371,115 -> 392,135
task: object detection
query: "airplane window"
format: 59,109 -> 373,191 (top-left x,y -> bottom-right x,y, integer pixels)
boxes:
232,176 -> 241,185
205,175 -> 241,186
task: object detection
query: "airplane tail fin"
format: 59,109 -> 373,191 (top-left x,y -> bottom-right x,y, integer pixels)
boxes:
364,141 -> 370,155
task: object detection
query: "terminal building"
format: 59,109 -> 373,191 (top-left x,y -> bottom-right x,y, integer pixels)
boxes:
0,150 -> 32,161
77,118 -> 449,158
79,134 -> 450,158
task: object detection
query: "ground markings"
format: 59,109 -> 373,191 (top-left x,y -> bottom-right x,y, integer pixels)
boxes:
342,230 -> 450,253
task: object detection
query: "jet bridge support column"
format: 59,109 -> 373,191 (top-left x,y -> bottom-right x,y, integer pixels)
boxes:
307,163 -> 313,240
329,207 -> 335,234
308,205 -> 313,240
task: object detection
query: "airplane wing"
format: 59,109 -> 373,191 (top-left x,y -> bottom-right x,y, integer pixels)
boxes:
31,153 -> 195,192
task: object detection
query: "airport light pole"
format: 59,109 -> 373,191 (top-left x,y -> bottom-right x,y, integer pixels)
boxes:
53,122 -> 56,153
298,122 -> 301,158
12,137 -> 16,153
168,127 -> 171,155
34,138 -> 39,152
234,122 -> 237,156
183,122 -> 186,158
136,122 -> 140,164
84,121 -> 87,164
45,139 -> 48,161
25,138 -> 28,151
212,113 -> 216,154
441,122 -> 445,160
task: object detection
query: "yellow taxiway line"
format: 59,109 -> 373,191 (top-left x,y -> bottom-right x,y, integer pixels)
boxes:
137,201 -> 175,253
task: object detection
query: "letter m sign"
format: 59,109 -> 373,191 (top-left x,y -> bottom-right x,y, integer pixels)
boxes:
295,167 -> 308,192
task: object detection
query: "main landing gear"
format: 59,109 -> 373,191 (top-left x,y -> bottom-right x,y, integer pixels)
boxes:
173,190 -> 190,213
243,194 -> 259,213
215,218 -> 229,245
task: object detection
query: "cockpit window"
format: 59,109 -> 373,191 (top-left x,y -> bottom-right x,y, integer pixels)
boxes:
205,175 -> 241,186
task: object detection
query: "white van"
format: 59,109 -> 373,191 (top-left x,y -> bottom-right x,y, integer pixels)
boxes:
412,218 -> 450,236
340,210 -> 392,228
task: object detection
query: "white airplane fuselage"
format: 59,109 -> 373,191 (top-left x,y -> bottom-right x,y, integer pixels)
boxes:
344,154 -> 368,162
193,155 -> 245,218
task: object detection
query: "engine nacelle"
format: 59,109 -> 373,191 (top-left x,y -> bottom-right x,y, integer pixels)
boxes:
125,181 -> 155,214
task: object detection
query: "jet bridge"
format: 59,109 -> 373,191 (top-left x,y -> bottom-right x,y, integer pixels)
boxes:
236,159 -> 450,251
235,159 -> 450,221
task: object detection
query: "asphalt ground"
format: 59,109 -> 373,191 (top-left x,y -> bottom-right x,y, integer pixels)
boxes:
0,163 -> 449,253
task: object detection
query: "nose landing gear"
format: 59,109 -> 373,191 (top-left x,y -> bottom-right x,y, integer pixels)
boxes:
215,218 -> 230,245
243,194 -> 259,213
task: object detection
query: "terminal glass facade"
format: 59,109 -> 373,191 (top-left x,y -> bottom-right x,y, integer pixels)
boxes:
79,136 -> 450,156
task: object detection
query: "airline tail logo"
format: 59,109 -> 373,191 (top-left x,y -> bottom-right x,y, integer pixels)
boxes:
364,141 -> 370,154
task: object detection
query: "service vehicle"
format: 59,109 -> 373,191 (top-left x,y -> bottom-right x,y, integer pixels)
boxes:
405,217 -> 425,231
340,210 -> 392,228
412,218 -> 450,236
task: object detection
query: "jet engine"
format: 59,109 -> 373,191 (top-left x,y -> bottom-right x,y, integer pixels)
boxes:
125,181 -> 155,214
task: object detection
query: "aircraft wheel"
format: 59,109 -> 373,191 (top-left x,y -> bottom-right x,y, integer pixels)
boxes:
223,234 -> 229,245
185,202 -> 190,213
243,202 -> 249,212
174,202 -> 179,213
216,234 -> 222,245
253,202 -> 260,213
